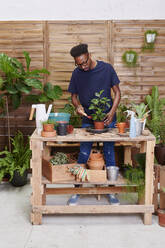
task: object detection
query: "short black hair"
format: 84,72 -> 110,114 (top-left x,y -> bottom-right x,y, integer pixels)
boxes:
70,43 -> 88,58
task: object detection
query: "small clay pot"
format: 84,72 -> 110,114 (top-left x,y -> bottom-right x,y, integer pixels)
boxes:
94,121 -> 105,130
67,124 -> 74,134
88,156 -> 105,170
43,123 -> 54,132
116,122 -> 126,134
89,150 -> 102,160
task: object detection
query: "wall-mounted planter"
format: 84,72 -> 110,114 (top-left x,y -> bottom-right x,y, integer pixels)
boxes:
146,33 -> 156,43
142,30 -> 158,52
122,50 -> 138,67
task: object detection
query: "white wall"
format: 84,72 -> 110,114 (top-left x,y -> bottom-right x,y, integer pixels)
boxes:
0,0 -> 164,20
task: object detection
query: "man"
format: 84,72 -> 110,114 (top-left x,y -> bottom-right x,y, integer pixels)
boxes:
68,43 -> 121,205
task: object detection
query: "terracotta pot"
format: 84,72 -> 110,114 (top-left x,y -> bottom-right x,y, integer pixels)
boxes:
43,123 -> 54,132
88,156 -> 105,170
155,144 -> 165,165
158,209 -> 165,227
89,150 -> 102,160
94,121 -> 105,130
116,122 -> 126,134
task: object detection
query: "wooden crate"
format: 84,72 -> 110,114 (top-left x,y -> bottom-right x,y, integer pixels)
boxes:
42,158 -> 107,183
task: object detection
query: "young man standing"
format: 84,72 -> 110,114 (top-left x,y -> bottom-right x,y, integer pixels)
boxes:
68,43 -> 121,205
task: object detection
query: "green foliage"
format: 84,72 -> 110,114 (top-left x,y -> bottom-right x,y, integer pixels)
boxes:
159,115 -> 165,145
145,86 -> 165,143
50,152 -> 69,165
0,52 -> 50,110
123,153 -> 146,199
131,102 -> 148,119
0,131 -> 31,182
58,97 -> 82,127
142,30 -> 158,52
42,120 -> 55,125
89,90 -> 110,121
122,50 -> 138,67
116,103 -> 128,123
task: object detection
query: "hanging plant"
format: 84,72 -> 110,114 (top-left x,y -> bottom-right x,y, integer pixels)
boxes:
122,50 -> 138,67
142,30 -> 158,52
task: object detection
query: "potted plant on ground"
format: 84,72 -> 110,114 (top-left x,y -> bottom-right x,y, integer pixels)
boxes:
89,90 -> 110,130
0,131 -> 31,186
145,86 -> 165,143
154,114 -> 165,165
157,187 -> 165,227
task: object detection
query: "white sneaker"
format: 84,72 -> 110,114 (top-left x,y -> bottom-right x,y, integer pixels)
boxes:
67,194 -> 80,206
107,194 -> 120,205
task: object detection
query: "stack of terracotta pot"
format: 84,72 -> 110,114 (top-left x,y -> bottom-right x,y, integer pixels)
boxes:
87,150 -> 105,170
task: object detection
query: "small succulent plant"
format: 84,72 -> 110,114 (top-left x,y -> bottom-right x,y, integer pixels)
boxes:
50,152 -> 69,165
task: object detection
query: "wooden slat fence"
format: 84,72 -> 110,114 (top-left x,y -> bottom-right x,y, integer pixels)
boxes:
0,20 -> 165,149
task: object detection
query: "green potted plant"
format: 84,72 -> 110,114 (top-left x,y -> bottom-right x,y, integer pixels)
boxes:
122,153 -> 146,202
0,131 -> 31,186
145,86 -> 165,143
142,30 -> 158,52
58,97 -> 82,128
42,120 -> 55,132
154,114 -> 165,165
122,50 -> 138,67
89,90 -> 110,129
131,102 -> 149,136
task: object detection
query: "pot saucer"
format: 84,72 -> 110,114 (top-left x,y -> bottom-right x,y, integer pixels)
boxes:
86,127 -> 110,134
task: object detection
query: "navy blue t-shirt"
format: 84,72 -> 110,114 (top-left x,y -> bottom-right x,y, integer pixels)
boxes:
68,61 -> 120,123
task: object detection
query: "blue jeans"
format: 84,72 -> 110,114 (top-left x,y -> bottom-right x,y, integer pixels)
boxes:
77,121 -> 116,167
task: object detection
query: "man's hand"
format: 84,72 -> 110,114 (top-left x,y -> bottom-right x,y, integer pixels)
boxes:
104,112 -> 114,126
76,105 -> 86,116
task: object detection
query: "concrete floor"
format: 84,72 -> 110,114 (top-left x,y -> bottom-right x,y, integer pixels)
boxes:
0,179 -> 165,248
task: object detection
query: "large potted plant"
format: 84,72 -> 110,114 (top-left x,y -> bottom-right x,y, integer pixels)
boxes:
89,90 -> 110,130
0,131 -> 31,186
154,115 -> 165,165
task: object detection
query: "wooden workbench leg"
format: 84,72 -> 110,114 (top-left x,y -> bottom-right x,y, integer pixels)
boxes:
30,140 -> 43,225
140,141 -> 146,153
43,144 -> 51,159
42,184 -> 46,205
124,146 -> 132,165
144,140 -> 155,225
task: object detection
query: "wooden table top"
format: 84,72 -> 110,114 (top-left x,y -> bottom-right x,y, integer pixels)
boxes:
30,128 -> 155,143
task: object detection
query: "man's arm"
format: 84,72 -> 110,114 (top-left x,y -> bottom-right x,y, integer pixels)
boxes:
104,84 -> 121,126
71,93 -> 85,116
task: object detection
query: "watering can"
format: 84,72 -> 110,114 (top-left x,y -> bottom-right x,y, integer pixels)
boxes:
29,104 -> 52,134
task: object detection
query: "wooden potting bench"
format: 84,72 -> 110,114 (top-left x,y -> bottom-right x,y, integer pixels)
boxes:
30,128 -> 155,225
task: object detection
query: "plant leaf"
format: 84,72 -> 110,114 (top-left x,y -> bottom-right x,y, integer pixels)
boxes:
24,78 -> 42,90
23,51 -> 31,71
11,94 -> 21,109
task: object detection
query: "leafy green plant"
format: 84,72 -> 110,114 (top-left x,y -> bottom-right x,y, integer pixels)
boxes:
145,86 -> 165,143
132,102 -> 148,119
122,50 -> 138,67
42,120 -> 55,125
0,52 -> 63,111
122,153 -> 146,200
89,90 -> 110,121
116,103 -> 128,123
159,115 -> 165,145
50,152 -> 69,165
58,97 -> 82,127
0,52 -> 50,110
0,131 -> 31,182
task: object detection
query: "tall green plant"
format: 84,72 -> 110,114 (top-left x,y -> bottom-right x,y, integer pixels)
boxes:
145,86 -> 165,142
0,52 -> 50,109
0,52 -> 63,111
0,131 -> 31,181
